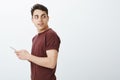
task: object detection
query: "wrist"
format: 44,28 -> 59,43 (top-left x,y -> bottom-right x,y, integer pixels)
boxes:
27,54 -> 31,61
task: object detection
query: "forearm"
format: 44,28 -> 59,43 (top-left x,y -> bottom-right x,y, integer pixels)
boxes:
15,49 -> 58,69
28,54 -> 56,69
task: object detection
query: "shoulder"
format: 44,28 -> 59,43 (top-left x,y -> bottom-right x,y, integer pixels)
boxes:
46,28 -> 61,42
46,28 -> 59,37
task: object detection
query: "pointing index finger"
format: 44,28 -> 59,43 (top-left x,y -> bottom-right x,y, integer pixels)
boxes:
10,46 -> 16,51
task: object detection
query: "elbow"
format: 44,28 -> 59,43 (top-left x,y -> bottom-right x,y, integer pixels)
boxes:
47,58 -> 57,69
46,57 -> 57,69
49,64 -> 56,69
48,61 -> 57,69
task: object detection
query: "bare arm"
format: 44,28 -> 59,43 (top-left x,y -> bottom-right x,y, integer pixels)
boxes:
15,49 -> 58,69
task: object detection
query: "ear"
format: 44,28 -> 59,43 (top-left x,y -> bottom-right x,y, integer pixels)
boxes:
47,16 -> 49,21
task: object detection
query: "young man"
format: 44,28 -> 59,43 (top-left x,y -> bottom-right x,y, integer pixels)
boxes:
15,4 -> 61,80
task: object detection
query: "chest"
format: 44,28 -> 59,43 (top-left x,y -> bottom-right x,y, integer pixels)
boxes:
32,35 -> 46,57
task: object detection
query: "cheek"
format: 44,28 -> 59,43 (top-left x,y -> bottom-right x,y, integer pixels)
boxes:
32,21 -> 37,27
44,19 -> 49,23
32,20 -> 37,24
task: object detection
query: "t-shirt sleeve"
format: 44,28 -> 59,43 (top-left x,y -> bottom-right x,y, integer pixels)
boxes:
46,32 -> 61,52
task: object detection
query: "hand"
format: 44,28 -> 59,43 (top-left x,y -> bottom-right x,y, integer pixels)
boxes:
15,49 -> 31,60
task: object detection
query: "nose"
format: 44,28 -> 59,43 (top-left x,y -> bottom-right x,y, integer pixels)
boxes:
38,17 -> 42,22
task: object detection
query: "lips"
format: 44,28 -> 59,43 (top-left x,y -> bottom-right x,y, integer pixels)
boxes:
37,23 -> 43,26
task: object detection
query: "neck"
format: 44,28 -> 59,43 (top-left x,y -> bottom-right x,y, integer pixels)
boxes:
38,27 -> 49,33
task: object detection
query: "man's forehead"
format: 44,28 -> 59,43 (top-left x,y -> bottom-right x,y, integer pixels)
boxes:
33,9 -> 47,15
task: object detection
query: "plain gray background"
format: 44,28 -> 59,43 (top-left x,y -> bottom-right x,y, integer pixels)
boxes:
0,0 -> 120,80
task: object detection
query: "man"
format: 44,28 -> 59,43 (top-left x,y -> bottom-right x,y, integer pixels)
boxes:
15,4 -> 61,80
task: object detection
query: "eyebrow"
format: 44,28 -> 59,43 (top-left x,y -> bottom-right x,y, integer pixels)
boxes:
34,15 -> 38,17
34,13 -> 46,16
41,14 -> 47,17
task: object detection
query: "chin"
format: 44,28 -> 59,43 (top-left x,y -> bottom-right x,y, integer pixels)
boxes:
36,25 -> 48,31
38,27 -> 45,31
38,28 -> 43,31
37,26 -> 43,29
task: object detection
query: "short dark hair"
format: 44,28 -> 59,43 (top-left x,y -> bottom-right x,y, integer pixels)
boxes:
31,4 -> 48,16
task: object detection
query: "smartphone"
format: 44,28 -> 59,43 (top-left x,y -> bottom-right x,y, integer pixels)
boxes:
10,46 -> 16,51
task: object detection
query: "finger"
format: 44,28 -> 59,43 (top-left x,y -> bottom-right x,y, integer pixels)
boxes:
15,50 -> 21,53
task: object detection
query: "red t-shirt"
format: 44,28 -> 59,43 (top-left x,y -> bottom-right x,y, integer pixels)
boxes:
31,28 -> 61,80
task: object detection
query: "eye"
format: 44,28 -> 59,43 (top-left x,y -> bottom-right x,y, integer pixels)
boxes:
41,15 -> 47,19
34,15 -> 39,19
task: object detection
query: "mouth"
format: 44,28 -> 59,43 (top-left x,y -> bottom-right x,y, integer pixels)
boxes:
37,23 -> 44,26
